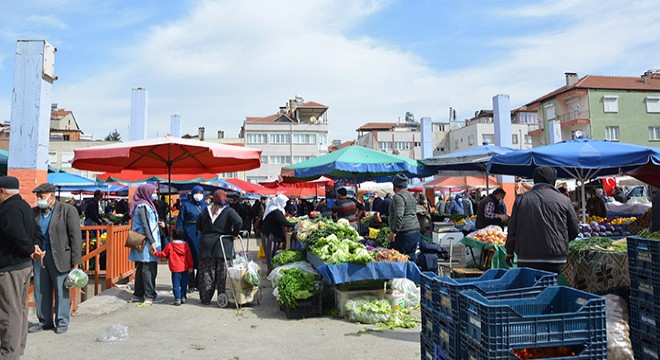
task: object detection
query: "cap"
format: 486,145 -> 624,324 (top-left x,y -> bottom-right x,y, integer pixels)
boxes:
392,173 -> 408,189
33,183 -> 56,193
0,176 -> 19,189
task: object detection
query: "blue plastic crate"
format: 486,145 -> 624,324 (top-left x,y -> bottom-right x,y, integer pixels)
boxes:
421,337 -> 434,360
463,340 -> 608,360
630,297 -> 660,332
434,344 -> 451,360
630,332 -> 660,360
460,286 -> 607,354
421,272 -> 435,309
630,269 -> 660,300
628,236 -> 660,275
432,315 -> 461,360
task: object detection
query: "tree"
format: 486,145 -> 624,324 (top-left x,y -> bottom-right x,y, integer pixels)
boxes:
405,111 -> 415,123
104,129 -> 121,141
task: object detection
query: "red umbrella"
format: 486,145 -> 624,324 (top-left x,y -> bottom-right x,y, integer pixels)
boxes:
226,178 -> 276,195
97,170 -> 219,183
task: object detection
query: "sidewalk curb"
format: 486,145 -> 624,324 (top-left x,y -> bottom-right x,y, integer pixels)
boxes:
73,286 -> 132,317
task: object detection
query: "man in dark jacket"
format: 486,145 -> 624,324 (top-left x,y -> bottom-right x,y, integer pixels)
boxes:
29,183 -> 82,334
388,174 -> 421,260
505,167 -> 579,274
586,188 -> 607,217
476,188 -> 508,229
84,190 -> 103,226
0,176 -> 44,358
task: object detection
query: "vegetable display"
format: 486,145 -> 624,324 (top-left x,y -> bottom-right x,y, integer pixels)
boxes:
569,237 -> 627,254
312,234 -> 373,264
375,226 -> 391,248
345,296 -> 420,329
373,249 -> 409,262
300,220 -> 359,247
627,209 -> 651,235
272,250 -> 305,268
277,268 -> 320,309
638,229 -> 660,240
467,226 -> 506,245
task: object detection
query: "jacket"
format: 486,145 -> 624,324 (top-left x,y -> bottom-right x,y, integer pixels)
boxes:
261,209 -> 296,242
506,183 -> 579,263
84,199 -> 102,225
33,201 -> 82,273
476,194 -> 503,229
389,190 -> 420,234
196,206 -> 242,259
129,205 -> 161,262
154,240 -> 193,272
0,194 -> 44,272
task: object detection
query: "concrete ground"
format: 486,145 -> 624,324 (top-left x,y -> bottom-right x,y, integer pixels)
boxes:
23,238 -> 421,360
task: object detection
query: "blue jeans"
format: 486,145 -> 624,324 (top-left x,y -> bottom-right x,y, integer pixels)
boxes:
391,231 -> 420,262
171,271 -> 188,300
33,252 -> 70,328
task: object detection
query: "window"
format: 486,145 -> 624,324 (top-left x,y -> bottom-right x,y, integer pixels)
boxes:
48,152 -> 58,166
394,142 -> 412,150
605,126 -> 620,141
482,134 -> 495,144
269,134 -> 290,144
319,134 -> 327,146
378,142 -> 392,150
246,134 -> 267,144
62,134 -> 70,141
544,103 -> 556,120
293,156 -> 312,163
247,177 -> 267,184
647,97 -> 660,113
524,135 -> 533,144
468,135 -> 475,145
219,172 -> 237,178
454,139 -> 459,150
260,156 -> 268,164
293,133 -> 317,144
603,96 -> 619,113
270,156 -> 291,164
650,127 -> 660,141
512,134 -> 519,144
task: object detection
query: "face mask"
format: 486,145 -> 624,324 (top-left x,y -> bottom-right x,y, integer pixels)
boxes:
193,194 -> 204,202
37,195 -> 51,209
151,193 -> 158,201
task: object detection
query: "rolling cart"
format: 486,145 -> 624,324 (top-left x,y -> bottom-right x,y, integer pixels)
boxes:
217,233 -> 261,309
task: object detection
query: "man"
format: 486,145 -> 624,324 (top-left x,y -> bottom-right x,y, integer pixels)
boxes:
388,174 -> 421,260
372,191 -> 383,213
29,183 -> 82,334
378,193 -> 392,216
461,193 -> 473,217
586,188 -> 607,217
332,187 -> 363,230
84,190 -> 103,226
476,188 -> 508,229
0,176 -> 44,358
435,195 -> 446,215
251,196 -> 266,238
505,167 -> 579,274
612,187 -> 627,203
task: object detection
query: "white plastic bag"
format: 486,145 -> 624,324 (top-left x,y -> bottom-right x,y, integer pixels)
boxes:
267,261 -> 317,288
605,294 -> 633,360
244,261 -> 261,287
96,324 -> 128,342
65,268 -> 89,289
228,262 -> 246,281
389,278 -> 420,309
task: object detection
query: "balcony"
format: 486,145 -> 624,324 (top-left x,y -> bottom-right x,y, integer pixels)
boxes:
559,110 -> 590,126
527,122 -> 544,135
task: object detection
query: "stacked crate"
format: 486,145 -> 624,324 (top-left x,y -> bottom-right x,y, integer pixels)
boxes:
628,236 -> 660,360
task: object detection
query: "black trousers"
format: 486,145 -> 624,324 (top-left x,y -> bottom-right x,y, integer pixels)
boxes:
134,261 -> 158,300
517,261 -> 564,275
198,258 -> 228,304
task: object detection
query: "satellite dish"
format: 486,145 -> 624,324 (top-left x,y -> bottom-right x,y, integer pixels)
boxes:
310,116 -> 317,124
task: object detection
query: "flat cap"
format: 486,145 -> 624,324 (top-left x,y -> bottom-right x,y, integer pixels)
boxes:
0,176 -> 19,189
33,183 -> 56,193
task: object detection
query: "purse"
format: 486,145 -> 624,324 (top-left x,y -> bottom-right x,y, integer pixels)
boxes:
124,230 -> 147,252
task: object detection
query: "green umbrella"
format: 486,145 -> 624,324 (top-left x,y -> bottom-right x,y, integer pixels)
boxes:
0,149 -> 7,176
281,145 -> 431,181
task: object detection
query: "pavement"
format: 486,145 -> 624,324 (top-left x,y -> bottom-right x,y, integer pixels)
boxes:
23,237 -> 421,360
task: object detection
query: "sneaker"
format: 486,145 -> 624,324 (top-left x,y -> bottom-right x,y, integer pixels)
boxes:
130,296 -> 144,303
28,324 -> 54,333
181,298 -> 187,304
153,297 -> 165,304
174,299 -> 182,306
55,327 -> 68,334
142,299 -> 154,305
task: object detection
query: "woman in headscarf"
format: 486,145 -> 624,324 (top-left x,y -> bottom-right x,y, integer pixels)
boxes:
446,194 -> 465,215
129,184 -> 163,304
195,190 -> 242,305
260,194 -> 297,273
175,185 -> 207,291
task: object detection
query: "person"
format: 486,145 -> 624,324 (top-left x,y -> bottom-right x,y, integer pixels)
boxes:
363,194 -> 373,212
84,190 -> 103,226
104,200 -> 115,215
196,190 -> 242,305
251,196 -> 266,238
0,176 -> 44,358
172,199 -> 181,212
261,194 -> 297,273
497,199 -> 508,216
558,186 -> 569,197
315,198 -> 330,217
505,167 -> 579,274
586,188 -> 607,217
29,183 -> 82,334
445,194 -> 465,215
129,184 -> 163,305
476,188 -> 508,230
176,185 -> 207,291
332,187 -> 363,230
435,195 -> 446,215
444,196 -> 453,214
238,198 -> 253,237
461,194 -> 474,217
372,192 -> 383,213
651,191 -> 660,232
378,193 -> 392,216
612,187 -> 627,203
153,195 -> 171,225
388,174 -> 421,260
284,199 -> 297,216
416,198 -> 433,239
151,229 -> 193,306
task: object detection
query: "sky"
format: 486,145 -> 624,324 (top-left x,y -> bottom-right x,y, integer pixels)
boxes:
1,0 -> 659,142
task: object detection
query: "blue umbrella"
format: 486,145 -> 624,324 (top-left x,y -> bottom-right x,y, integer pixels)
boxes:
48,172 -> 123,193
487,137 -> 660,221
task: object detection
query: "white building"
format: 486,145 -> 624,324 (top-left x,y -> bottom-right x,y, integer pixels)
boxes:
356,120 -> 450,159
240,97 -> 329,183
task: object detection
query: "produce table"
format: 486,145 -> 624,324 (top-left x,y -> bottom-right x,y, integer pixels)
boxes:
306,252 -> 421,286
459,237 -> 511,270
563,238 -> 629,295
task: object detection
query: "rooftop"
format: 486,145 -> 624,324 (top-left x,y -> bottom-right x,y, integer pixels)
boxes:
356,122 -> 398,131
245,113 -> 294,123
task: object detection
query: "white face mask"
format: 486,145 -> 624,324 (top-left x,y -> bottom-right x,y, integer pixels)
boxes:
193,193 -> 204,202
151,193 -> 158,201
37,194 -> 51,209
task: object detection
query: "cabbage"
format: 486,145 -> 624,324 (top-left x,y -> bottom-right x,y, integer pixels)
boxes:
65,268 -> 89,289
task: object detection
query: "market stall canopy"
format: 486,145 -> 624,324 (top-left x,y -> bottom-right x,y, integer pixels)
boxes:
48,172 -> 123,193
281,145 -> 432,181
260,175 -> 334,189
423,175 -> 500,189
72,136 -> 262,174
173,179 -> 247,194
626,163 -> 660,188
97,170 -> 219,184
226,178 -> 276,196
422,145 -> 519,171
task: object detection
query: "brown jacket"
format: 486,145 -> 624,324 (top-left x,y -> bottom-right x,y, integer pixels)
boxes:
33,201 -> 82,273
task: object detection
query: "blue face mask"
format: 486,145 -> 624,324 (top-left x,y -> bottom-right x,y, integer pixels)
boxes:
151,193 -> 158,201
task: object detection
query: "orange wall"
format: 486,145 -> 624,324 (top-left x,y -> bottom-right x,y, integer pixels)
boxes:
8,169 -> 48,205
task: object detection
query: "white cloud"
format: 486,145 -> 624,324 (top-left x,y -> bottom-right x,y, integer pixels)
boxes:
26,15 -> 68,29
20,0 -> 660,144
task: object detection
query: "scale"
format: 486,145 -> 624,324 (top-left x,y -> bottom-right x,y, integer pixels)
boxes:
432,222 -> 468,276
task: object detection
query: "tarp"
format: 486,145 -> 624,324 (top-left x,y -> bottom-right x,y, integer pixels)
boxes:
282,145 -> 433,181
422,145 -> 518,171
306,252 -> 421,285
47,172 -> 123,192
424,175 -> 499,189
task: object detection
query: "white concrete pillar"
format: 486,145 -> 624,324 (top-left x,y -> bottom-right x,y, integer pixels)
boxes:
129,88 -> 148,141
169,114 -> 181,137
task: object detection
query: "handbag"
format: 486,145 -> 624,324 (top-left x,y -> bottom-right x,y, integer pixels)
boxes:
124,230 -> 147,252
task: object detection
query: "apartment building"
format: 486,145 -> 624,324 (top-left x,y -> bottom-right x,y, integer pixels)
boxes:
526,71 -> 660,146
356,120 -> 450,159
239,96 -> 329,183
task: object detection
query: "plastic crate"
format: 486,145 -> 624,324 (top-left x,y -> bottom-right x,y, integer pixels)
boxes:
421,338 -> 434,360
420,272 -> 435,309
628,236 -> 660,275
631,332 -> 660,360
334,287 -> 385,318
433,315 -> 461,360
279,293 -> 322,320
630,269 -> 660,300
630,297 -> 660,333
463,340 -> 608,360
434,344 -> 451,360
421,307 -> 440,345
460,286 -> 607,355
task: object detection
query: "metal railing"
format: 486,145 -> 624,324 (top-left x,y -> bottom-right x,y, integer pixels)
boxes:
559,110 -> 590,123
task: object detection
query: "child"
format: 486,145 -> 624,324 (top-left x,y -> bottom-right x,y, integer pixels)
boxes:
152,229 -> 193,306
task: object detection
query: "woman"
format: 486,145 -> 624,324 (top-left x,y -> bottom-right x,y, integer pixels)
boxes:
196,190 -> 242,305
261,194 -> 297,273
129,184 -> 163,304
176,185 -> 207,290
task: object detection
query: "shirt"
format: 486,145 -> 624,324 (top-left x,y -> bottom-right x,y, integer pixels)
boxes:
208,204 -> 225,223
39,209 -> 54,251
